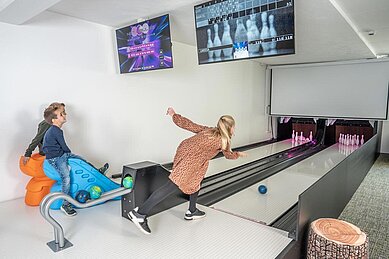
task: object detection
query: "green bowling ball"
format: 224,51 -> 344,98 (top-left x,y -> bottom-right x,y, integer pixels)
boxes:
89,185 -> 102,199
123,176 -> 134,189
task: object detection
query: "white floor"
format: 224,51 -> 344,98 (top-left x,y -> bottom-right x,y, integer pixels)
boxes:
0,140 -> 360,258
0,200 -> 291,258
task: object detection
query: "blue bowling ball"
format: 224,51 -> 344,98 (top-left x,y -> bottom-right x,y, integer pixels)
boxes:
75,190 -> 90,203
258,184 -> 267,194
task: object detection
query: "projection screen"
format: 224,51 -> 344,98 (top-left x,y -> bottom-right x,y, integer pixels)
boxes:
270,60 -> 389,120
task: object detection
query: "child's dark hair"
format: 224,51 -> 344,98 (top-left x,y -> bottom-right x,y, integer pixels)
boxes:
43,103 -> 65,124
49,102 -> 65,109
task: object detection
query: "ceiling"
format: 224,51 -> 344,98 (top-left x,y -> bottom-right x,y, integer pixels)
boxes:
1,0 -> 389,65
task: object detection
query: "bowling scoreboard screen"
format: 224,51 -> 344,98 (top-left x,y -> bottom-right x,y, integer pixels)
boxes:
194,0 -> 295,64
115,14 -> 173,74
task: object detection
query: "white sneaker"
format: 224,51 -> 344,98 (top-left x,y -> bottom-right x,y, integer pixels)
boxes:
128,207 -> 151,235
184,209 -> 206,220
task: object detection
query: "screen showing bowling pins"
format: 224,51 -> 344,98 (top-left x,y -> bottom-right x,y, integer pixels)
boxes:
194,0 -> 294,64
115,14 -> 173,73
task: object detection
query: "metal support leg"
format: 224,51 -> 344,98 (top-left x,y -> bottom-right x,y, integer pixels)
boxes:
40,187 -> 132,252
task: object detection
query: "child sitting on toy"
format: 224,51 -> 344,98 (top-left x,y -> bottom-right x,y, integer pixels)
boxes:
22,102 -> 62,165
22,102 -> 109,177
42,104 -> 109,216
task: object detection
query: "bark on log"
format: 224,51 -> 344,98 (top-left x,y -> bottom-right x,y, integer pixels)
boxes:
307,218 -> 368,259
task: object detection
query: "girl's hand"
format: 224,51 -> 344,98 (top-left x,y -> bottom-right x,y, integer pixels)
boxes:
237,151 -> 248,157
166,107 -> 176,116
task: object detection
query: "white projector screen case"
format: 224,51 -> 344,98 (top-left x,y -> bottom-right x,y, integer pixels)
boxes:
270,60 -> 389,120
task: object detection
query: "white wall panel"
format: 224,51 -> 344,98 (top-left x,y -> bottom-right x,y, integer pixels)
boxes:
0,11 -> 269,202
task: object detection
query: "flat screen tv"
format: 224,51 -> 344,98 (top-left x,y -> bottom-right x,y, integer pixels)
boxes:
115,14 -> 173,73
194,0 -> 295,65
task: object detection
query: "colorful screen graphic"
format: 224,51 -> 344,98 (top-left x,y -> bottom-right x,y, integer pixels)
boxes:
116,14 -> 173,73
194,0 -> 295,65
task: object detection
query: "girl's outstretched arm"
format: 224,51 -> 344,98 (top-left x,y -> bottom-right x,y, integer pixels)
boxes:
167,107 -> 209,133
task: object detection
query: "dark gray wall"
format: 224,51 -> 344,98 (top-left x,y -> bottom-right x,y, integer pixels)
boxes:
290,135 -> 378,257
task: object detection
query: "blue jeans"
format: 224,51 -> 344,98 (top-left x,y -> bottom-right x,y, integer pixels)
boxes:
47,153 -> 83,206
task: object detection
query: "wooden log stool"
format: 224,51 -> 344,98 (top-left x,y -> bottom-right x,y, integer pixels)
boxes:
307,218 -> 368,259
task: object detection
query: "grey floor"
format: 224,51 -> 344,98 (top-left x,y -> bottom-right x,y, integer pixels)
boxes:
339,154 -> 389,259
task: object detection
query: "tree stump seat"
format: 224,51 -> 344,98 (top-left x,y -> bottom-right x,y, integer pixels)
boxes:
307,218 -> 368,259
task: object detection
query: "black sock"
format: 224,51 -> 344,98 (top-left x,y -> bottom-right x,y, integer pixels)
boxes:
189,191 -> 199,213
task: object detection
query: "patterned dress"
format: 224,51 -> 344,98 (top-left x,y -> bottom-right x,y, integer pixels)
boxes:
169,114 -> 239,194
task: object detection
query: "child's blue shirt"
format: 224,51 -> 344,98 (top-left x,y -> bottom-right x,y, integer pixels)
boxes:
42,125 -> 71,159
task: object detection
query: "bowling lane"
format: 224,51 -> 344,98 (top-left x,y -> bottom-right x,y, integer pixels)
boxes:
205,139 -> 306,178
210,143 -> 360,225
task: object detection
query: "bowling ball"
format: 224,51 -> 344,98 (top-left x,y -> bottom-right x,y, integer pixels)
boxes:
258,185 -> 267,194
89,185 -> 102,199
122,176 -> 134,189
75,190 -> 90,203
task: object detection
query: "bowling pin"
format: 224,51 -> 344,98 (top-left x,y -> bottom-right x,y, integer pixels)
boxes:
268,14 -> 277,54
292,129 -> 295,140
260,12 -> 271,54
247,14 -> 260,55
309,131 -> 313,141
221,20 -> 233,58
246,17 -> 252,31
361,135 -> 364,145
213,24 -> 222,59
300,131 -> 303,141
235,18 -> 248,43
339,133 -> 342,144
207,29 -> 214,60
234,18 -> 249,58
356,135 -> 360,145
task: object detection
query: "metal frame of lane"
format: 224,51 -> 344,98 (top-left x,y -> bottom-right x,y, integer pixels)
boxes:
40,187 -> 132,252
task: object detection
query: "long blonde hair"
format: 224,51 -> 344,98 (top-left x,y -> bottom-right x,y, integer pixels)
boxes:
208,115 -> 235,150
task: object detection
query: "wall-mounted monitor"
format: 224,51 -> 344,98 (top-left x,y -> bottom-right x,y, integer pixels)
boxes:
194,0 -> 295,65
115,14 -> 173,73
